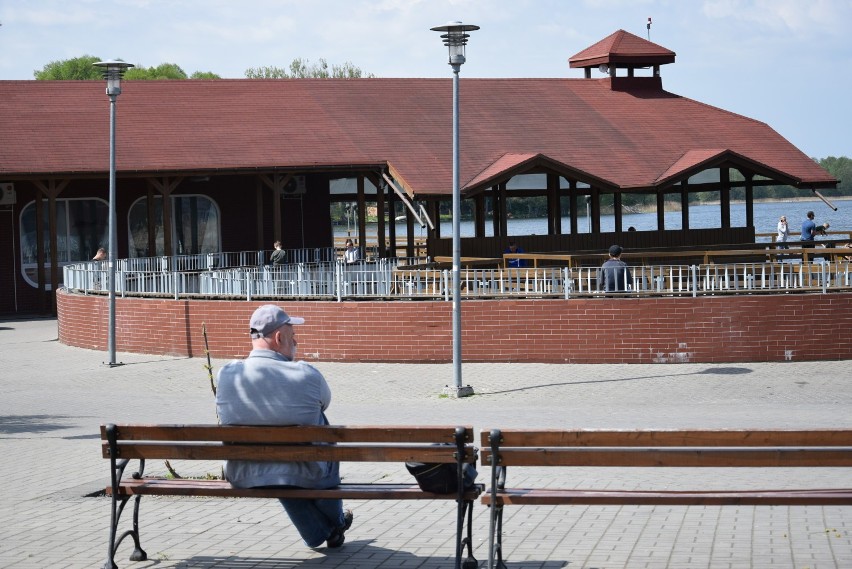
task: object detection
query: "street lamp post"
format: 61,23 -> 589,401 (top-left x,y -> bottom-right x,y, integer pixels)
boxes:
93,59 -> 134,367
431,21 -> 478,398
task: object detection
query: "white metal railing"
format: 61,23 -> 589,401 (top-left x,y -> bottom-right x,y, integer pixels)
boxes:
63,255 -> 852,301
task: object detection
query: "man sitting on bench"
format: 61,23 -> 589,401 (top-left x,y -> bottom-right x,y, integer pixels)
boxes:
215,304 -> 354,548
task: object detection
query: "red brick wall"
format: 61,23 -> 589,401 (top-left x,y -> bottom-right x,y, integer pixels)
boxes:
57,289 -> 852,363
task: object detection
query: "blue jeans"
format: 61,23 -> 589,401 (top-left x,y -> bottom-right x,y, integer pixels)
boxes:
279,497 -> 345,547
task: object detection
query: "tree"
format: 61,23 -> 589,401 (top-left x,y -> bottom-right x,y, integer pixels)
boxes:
34,55 -> 102,80
245,58 -> 374,79
34,57 -> 221,80
819,156 -> 852,195
125,63 -> 188,80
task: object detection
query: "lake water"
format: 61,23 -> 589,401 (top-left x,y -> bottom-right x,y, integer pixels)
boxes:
338,198 -> 846,242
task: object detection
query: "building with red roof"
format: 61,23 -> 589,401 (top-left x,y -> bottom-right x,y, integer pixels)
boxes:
0,30 -> 836,315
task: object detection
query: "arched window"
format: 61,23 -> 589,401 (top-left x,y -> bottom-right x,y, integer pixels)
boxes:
19,198 -> 108,288
128,194 -> 221,257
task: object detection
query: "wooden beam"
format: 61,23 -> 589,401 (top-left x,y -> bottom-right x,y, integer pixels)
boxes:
474,194 -> 486,237
720,167 -> 731,228
491,185 -> 500,237
259,173 -> 293,245
547,172 -> 561,234
681,179 -> 690,230
498,182 -> 508,237
33,179 -> 69,311
357,175 -> 367,251
613,192 -> 623,233
569,179 -> 578,235
365,171 -> 386,258
148,177 -> 184,255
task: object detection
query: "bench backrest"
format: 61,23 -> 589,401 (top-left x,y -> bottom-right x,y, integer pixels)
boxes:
102,424 -> 477,464
481,429 -> 852,468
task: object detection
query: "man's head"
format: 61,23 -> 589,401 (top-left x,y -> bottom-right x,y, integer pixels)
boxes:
508,241 -> 518,252
807,211 -> 815,220
608,244 -> 623,258
249,304 -> 304,359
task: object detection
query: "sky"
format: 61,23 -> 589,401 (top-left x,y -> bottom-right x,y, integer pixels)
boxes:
1,0 -> 850,160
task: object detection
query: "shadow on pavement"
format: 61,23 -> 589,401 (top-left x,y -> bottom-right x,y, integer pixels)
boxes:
0,414 -> 74,435
168,541 -> 494,567
481,366 -> 754,396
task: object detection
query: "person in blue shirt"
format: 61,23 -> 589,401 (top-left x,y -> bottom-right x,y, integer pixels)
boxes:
216,305 -> 353,548
800,211 -> 817,243
505,241 -> 527,268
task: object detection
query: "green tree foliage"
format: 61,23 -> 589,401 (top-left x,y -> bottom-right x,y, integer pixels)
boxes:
34,55 -> 102,80
34,57 -> 221,80
245,58 -> 374,79
818,156 -> 851,195
125,63 -> 188,80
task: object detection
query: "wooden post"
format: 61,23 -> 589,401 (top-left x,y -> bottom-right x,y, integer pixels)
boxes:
33,179 -> 69,312
613,192 -> 623,233
491,185 -> 500,237
357,175 -> 367,252
148,177 -> 185,256
499,182 -> 508,237
720,167 -> 731,228
681,179 -> 690,230
656,190 -> 665,230
474,194 -> 486,237
547,172 -> 561,234
569,179 -> 578,235
744,172 -> 754,229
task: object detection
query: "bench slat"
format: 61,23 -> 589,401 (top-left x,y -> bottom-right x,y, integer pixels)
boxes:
481,429 -> 852,448
482,448 -> 852,467
482,488 -> 852,506
109,479 -> 483,500
103,442 -> 477,463
103,424 -> 474,443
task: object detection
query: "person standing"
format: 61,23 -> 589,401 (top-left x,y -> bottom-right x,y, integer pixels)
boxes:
597,244 -> 633,292
800,211 -> 817,244
776,216 -> 790,249
215,305 -> 353,548
270,241 -> 286,266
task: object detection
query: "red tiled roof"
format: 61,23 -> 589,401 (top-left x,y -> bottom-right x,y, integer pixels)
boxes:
0,76 -> 835,196
569,29 -> 676,68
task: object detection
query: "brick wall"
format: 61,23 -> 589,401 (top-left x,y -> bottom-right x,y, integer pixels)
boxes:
57,289 -> 852,363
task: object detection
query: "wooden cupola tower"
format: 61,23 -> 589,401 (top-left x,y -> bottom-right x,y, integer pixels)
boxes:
569,29 -> 676,90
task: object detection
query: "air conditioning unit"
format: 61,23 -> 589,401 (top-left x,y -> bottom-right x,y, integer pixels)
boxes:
282,175 -> 307,196
0,183 -> 15,205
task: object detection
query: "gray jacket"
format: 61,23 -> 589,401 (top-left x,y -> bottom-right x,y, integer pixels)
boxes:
215,349 -> 340,489
597,258 -> 632,292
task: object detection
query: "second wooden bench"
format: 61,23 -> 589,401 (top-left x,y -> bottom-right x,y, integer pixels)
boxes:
481,428 -> 852,569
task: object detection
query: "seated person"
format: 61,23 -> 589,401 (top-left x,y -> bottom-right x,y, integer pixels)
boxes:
505,241 -> 526,268
597,245 -> 632,292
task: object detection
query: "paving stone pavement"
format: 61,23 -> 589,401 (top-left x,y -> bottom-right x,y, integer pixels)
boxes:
1,316 -> 851,568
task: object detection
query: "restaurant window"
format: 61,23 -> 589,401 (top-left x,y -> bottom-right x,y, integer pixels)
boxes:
19,198 -> 108,288
128,195 -> 221,257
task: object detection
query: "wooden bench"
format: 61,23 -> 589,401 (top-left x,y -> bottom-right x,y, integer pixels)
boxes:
102,424 -> 482,569
480,428 -> 852,569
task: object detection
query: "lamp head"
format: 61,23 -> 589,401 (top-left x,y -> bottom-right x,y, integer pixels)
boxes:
430,21 -> 479,66
93,59 -> 134,96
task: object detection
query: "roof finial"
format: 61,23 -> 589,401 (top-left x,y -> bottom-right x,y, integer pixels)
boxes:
647,17 -> 652,41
